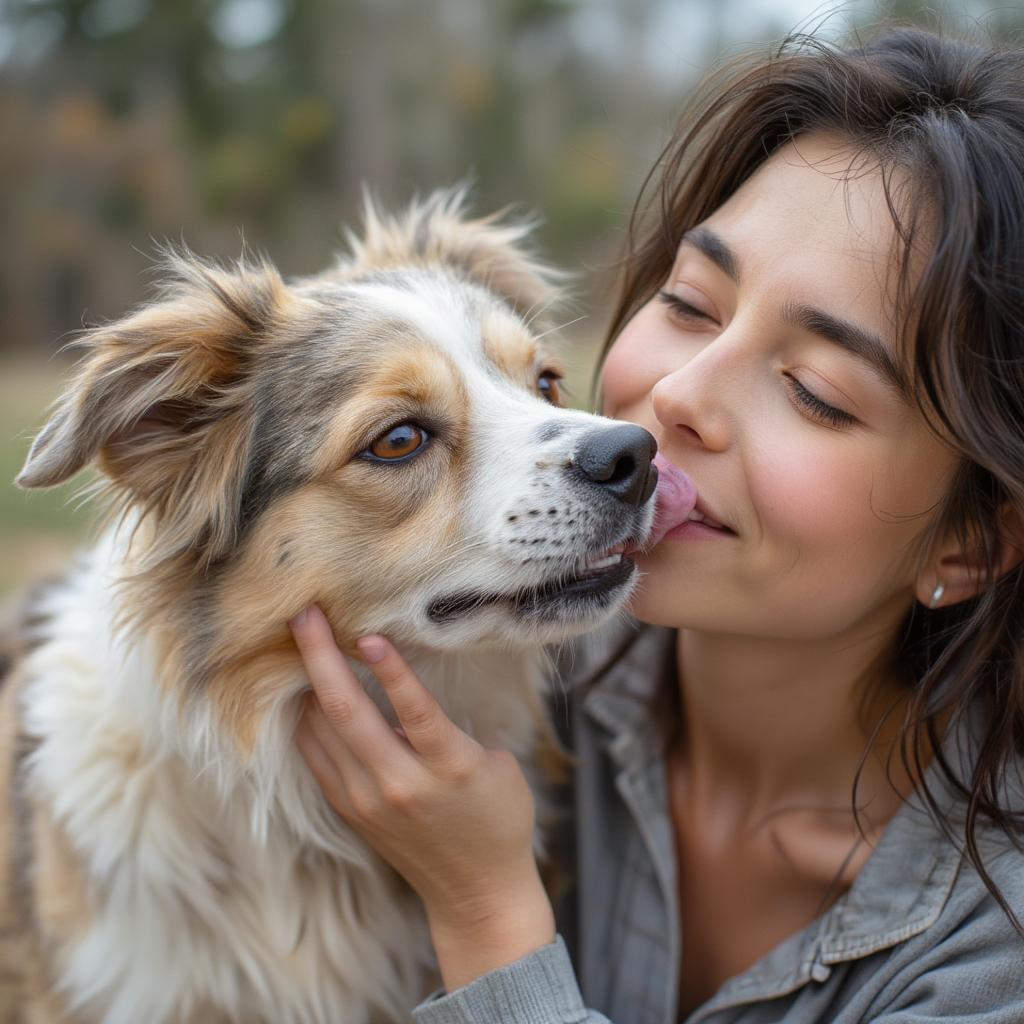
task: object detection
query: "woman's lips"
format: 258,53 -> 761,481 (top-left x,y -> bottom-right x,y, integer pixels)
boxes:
646,452 -> 698,548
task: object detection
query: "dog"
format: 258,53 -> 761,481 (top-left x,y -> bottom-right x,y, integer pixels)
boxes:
0,190 -> 661,1024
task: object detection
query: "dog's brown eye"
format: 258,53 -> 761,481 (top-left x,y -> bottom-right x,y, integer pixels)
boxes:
537,372 -> 562,406
368,423 -> 427,461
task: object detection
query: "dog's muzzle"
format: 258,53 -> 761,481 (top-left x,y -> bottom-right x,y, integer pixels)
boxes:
571,423 -> 658,507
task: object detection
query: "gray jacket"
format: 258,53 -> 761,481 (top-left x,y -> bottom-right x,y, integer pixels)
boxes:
413,621 -> 1024,1024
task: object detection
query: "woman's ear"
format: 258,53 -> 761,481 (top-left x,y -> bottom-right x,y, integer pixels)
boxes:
915,504 -> 1024,608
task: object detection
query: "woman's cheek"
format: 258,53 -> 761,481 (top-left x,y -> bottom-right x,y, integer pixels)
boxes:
749,434 -> 875,558
600,337 -> 641,419
599,305 -> 673,421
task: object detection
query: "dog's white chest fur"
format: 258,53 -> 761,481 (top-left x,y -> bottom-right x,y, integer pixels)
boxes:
18,532 -> 551,1024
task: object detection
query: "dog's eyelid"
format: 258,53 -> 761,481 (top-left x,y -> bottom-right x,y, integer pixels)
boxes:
534,354 -> 566,377
348,410 -> 446,464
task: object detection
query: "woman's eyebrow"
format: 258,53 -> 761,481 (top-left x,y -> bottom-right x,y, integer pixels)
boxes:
782,302 -> 911,402
680,227 -> 740,282
679,226 -> 910,402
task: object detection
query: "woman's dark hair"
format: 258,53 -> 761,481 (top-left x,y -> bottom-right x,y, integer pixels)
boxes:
602,25 -> 1024,927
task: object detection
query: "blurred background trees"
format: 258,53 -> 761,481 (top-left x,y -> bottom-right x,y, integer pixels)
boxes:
1,0 -> 1022,594
5,0 -> 1022,356
0,0 -> 695,351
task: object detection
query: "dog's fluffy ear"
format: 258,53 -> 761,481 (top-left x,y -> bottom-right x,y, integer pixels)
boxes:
17,249 -> 289,561
336,186 -> 567,321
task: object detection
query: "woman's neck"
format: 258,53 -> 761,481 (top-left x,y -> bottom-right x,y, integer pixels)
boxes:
674,611 -> 915,832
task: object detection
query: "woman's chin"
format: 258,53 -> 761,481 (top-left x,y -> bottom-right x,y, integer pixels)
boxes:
623,581 -> 680,627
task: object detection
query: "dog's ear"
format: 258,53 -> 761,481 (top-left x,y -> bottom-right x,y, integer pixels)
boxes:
336,186 -> 567,320
17,249 -> 291,562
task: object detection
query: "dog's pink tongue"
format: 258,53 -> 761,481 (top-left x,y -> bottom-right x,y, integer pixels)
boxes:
647,453 -> 698,548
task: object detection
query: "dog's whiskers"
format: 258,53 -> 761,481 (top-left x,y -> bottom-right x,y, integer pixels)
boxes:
522,293 -> 558,332
531,314 -> 588,343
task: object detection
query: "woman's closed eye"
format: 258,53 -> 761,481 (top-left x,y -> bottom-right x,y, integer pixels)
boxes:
658,290 -> 858,430
658,289 -> 718,325
784,374 -> 858,429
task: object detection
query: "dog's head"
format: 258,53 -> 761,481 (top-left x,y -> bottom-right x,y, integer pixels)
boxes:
18,190 -> 658,752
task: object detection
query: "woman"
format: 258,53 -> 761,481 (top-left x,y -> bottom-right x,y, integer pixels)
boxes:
289,26 -> 1024,1023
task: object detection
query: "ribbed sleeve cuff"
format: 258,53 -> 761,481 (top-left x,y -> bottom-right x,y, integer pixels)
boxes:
411,935 -> 590,1024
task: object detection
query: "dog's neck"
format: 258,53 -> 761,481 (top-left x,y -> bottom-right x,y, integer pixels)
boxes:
36,522 -> 554,857
353,642 -> 551,749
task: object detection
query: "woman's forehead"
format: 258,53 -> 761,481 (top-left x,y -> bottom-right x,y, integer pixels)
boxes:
706,138 -> 900,268
681,135 -> 917,339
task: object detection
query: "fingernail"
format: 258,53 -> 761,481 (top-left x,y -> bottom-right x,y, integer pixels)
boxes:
357,635 -> 387,663
289,607 -> 309,629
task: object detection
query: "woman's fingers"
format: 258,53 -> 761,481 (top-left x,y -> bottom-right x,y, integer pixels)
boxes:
356,635 -> 476,765
305,699 -> 372,781
289,605 -> 410,771
289,605 -> 476,784
295,711 -> 356,817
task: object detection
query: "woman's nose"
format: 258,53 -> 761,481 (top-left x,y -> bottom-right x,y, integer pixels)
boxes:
650,347 -> 735,453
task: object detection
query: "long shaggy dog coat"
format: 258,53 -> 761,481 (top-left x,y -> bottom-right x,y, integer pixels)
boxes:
0,192 -> 656,1024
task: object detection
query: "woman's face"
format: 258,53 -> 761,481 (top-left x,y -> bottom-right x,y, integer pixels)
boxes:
603,134 -> 959,640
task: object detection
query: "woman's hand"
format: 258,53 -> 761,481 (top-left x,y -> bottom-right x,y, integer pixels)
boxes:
289,605 -> 555,992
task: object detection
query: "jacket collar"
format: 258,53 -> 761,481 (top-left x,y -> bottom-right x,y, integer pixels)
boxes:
578,620 -> 968,995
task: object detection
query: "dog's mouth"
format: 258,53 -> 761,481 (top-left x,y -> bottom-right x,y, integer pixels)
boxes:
426,543 -> 637,624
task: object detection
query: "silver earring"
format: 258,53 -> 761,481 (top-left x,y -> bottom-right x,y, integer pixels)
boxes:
929,581 -> 945,609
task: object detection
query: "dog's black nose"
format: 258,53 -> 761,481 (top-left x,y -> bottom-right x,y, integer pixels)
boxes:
574,424 -> 658,507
